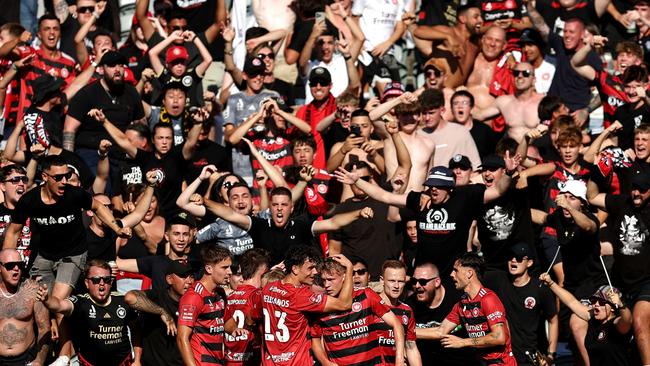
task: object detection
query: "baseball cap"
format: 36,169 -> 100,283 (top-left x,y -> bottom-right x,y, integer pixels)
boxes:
423,58 -> 446,74
243,56 -> 266,77
423,166 -> 455,187
99,50 -> 127,66
309,67 -> 332,86
165,260 -> 193,277
166,45 -> 189,64
479,155 -> 505,170
167,212 -> 196,229
559,180 -> 588,202
381,82 -> 405,102
590,285 -> 622,306
631,169 -> 650,191
518,28 -> 546,49
509,242 -> 535,260
448,154 -> 472,170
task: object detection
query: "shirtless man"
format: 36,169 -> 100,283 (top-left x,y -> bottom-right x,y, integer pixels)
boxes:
473,62 -> 543,141
466,26 -> 512,117
0,249 -> 50,366
407,4 -> 483,88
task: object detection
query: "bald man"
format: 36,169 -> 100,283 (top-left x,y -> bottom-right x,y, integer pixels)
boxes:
0,249 -> 50,366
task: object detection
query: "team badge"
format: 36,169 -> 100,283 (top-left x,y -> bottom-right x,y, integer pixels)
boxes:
116,305 -> 127,319
524,296 -> 536,309
352,302 -> 362,312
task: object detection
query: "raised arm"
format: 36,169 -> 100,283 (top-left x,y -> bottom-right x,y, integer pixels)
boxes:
204,198 -> 251,230
387,116 -> 412,182
595,0 -> 612,18
92,139 -> 112,194
176,165 -> 216,217
36,284 -> 73,316
299,20 -> 327,76
554,195 -> 597,233
516,162 -> 555,189
484,151 -> 520,203
570,35 -> 607,81
382,310 -> 406,365
148,31 -> 184,75
92,197 -> 133,237
182,109 -> 207,160
3,118 -> 26,163
539,273 -> 591,321
526,0 -> 550,41
135,0 -> 155,41
89,108 -> 138,158
120,173 -> 157,228
52,0 -> 70,24
124,290 -> 177,336
323,255 -> 353,312
241,137 -> 288,188
270,100 -> 311,134
2,223 -> 24,249
184,31 -> 213,77
315,111 -> 337,133
335,167 -> 409,207
74,1 -> 106,65
403,12 -> 433,55
226,111 -> 263,145
312,207 -> 374,234
583,121 -> 621,163
472,103 -> 501,122
338,35 -> 361,94
517,125 -> 547,168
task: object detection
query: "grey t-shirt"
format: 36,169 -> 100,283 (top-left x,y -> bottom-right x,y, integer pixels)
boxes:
195,210 -> 271,255
148,106 -> 185,146
222,90 -> 280,183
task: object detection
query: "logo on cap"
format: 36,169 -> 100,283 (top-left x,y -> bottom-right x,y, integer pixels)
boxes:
253,58 -> 263,66
453,154 -> 463,162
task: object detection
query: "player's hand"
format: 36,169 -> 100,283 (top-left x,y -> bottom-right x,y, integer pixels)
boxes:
334,166 -> 360,185
441,334 -> 467,348
359,207 -> 374,219
14,53 -> 35,69
270,261 -> 285,272
232,328 -> 250,338
299,165 -> 315,182
88,108 -> 106,123
330,254 -> 352,269
161,311 -> 177,336
199,165 -> 217,181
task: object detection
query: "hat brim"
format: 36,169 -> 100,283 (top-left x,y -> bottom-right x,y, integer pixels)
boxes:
423,179 -> 455,188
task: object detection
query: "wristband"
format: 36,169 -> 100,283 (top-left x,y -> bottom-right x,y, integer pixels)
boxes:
93,12 -> 100,19
98,150 -> 108,159
11,63 -> 18,71
192,35 -> 198,42
91,60 -> 99,68
224,50 -> 233,56
115,219 -> 124,228
547,352 -> 556,359
343,16 -> 348,21
343,54 -> 351,61
505,170 -> 515,177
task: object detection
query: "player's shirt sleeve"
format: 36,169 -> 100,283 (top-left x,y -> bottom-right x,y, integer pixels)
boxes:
406,307 -> 417,341
250,289 -> 263,322
483,293 -> 507,327
293,287 -> 327,312
445,302 -> 461,325
178,292 -> 203,327
310,321 -> 322,338
367,289 -> 391,318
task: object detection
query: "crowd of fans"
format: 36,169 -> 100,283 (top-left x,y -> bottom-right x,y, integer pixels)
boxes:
0,0 -> 649,365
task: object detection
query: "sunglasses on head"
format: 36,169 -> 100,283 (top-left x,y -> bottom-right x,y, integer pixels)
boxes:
426,69 -> 443,77
78,6 -> 94,13
87,276 -> 113,285
258,52 -> 275,60
171,26 -> 188,31
409,277 -> 437,286
0,261 -> 24,271
46,171 -> 73,182
223,181 -> 236,189
512,69 -> 532,77
352,268 -> 367,276
3,176 -> 28,184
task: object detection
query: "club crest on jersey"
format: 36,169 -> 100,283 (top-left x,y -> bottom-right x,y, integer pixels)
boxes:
352,302 -> 362,312
472,307 -> 480,317
524,296 -> 536,309
402,315 -> 409,325
117,305 -> 127,319
309,293 -> 323,304
598,330 -> 607,341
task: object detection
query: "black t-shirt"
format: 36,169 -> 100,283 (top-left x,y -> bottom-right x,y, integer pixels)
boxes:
470,120 -> 499,159
185,140 -> 231,195
86,227 -> 117,262
119,42 -> 149,81
585,318 -> 633,366
605,194 -> 650,290
547,32 -> 602,111
489,272 -> 557,365
156,68 -> 203,107
329,198 -> 400,281
248,214 -> 317,264
136,255 -> 174,291
112,158 -> 144,197
134,147 -> 187,219
406,185 -> 486,275
60,16 -> 100,63
479,187 -> 535,272
533,134 -> 561,163
12,185 -> 92,260
546,209 -> 606,297
418,0 -> 459,26
23,105 -> 64,149
407,282 -> 476,365
141,288 -> 183,366
67,81 -> 145,150
68,294 -> 137,365
612,102 -> 650,150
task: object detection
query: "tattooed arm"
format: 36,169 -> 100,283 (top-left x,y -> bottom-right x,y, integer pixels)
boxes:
124,290 -> 177,335
32,301 -> 51,366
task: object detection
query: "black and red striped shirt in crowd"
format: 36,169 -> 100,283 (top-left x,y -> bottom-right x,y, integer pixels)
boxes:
178,282 -> 226,365
446,287 -> 517,366
593,70 -> 627,128
542,161 -> 591,237
480,0 -> 528,52
373,301 -> 417,365
311,288 -> 390,366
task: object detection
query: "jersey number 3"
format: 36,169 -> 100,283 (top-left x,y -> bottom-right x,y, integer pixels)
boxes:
263,308 -> 289,342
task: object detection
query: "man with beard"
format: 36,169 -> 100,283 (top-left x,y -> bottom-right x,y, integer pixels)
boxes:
63,51 -> 145,173
37,259 -> 175,366
126,260 -> 194,366
0,166 -> 32,266
0,249 -> 50,366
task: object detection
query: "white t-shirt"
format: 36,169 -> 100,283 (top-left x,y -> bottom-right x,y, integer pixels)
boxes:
304,53 -> 349,104
535,60 -> 555,94
352,0 -> 409,52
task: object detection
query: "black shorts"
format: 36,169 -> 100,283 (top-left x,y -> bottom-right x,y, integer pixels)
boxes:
0,342 -> 37,366
626,278 -> 650,305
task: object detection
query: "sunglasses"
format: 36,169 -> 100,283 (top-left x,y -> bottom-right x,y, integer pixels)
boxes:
310,81 -> 330,87
171,26 -> 188,31
223,181 -> 236,189
45,171 -> 73,182
589,298 -> 608,306
352,268 -> 367,276
512,69 -> 532,77
87,276 -> 113,285
3,176 -> 28,184
359,176 -> 372,182
409,277 -> 437,286
426,69 -> 443,78
78,6 -> 94,13
0,261 -> 24,271
511,255 -> 527,263
258,52 -> 275,60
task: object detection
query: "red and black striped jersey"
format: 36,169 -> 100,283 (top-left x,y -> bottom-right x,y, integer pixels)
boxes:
224,284 -> 263,366
446,287 -> 517,366
311,288 -> 390,366
373,301 -> 417,365
542,161 -> 591,236
593,70 -> 627,128
480,0 -> 528,52
178,282 -> 227,365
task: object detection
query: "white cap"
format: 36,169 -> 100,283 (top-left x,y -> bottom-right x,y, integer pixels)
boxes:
559,180 -> 587,201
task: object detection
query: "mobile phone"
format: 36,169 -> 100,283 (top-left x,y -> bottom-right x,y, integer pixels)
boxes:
315,12 -> 325,23
350,125 -> 361,136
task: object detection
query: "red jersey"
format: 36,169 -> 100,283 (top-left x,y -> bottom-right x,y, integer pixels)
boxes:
446,287 -> 516,366
593,70 -> 628,128
374,301 -> 416,365
260,280 -> 327,366
178,281 -> 227,365
311,288 -> 389,366
296,95 -> 336,170
224,284 -> 263,366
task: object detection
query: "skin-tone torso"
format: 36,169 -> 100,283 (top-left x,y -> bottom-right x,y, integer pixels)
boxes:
252,0 -> 295,32
435,27 -> 480,88
466,27 -> 507,114
497,92 -> 543,142
384,128 -> 436,191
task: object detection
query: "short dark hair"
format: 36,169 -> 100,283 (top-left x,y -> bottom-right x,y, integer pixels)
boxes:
245,27 -> 269,41
270,186 -> 292,200
38,13 -> 60,29
0,164 -> 26,181
0,23 -> 26,38
40,155 -> 67,172
92,28 -> 114,45
419,88 -> 444,110
126,122 -> 151,141
200,243 -> 232,266
622,65 -> 648,84
153,122 -> 174,136
351,109 -> 370,119
239,248 -> 271,280
455,252 -> 485,279
284,245 -> 322,274
291,135 -> 317,152
84,259 -> 111,276
451,90 -> 475,108
350,256 -> 368,268
382,260 -> 406,274
167,11 -> 187,22
495,137 -> 518,156
538,96 -> 564,121
343,160 -> 372,173
227,182 -> 251,198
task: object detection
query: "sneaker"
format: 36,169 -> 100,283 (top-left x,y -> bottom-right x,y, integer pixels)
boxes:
49,355 -> 70,366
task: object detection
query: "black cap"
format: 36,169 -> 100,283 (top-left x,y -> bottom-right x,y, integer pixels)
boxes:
308,67 -> 332,86
161,80 -> 188,93
479,155 -> 505,170
31,74 -> 65,104
509,242 -> 535,260
99,50 -> 127,66
243,56 -> 266,77
167,212 -> 196,229
165,260 -> 193,276
423,166 -> 456,187
518,28 -> 546,49
448,154 -> 472,170
272,96 -> 292,112
631,169 -> 650,191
